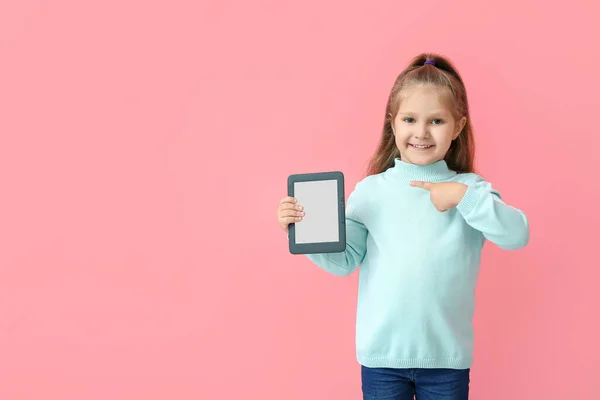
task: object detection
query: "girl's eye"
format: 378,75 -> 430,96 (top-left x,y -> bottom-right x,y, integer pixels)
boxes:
402,117 -> 444,124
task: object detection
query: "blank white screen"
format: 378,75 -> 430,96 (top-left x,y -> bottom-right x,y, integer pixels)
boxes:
294,179 -> 339,244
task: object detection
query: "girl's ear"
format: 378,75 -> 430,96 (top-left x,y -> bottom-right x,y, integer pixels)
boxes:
388,113 -> 395,135
453,116 -> 467,140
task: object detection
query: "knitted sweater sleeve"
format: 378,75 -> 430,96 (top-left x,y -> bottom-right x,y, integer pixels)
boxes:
456,175 -> 529,250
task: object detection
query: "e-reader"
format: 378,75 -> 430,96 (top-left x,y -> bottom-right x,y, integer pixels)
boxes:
287,171 -> 346,254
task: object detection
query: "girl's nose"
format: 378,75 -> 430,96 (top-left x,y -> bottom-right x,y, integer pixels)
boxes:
414,126 -> 431,139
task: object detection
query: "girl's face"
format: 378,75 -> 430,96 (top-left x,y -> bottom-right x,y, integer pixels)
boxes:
392,84 -> 466,166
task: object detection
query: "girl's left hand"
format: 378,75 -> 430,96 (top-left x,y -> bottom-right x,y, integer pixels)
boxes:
409,181 -> 468,212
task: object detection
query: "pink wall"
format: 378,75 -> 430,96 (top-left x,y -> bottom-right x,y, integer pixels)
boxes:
1,0 -> 599,399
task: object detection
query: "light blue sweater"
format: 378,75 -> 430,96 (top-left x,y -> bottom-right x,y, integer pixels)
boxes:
305,158 -> 529,369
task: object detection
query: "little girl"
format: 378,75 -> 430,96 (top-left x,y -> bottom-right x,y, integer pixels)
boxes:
276,53 -> 529,400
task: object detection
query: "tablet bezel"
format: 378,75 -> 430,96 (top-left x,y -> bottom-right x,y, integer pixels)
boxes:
287,171 -> 346,254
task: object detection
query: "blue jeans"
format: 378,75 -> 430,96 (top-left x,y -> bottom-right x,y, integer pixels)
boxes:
361,366 -> 470,400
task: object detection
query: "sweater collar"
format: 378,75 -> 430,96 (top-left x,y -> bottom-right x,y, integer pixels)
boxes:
386,158 -> 457,182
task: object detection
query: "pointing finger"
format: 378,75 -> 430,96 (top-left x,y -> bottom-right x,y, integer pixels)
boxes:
410,181 -> 432,190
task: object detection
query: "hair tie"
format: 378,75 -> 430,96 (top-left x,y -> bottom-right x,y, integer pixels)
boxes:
424,59 -> 435,66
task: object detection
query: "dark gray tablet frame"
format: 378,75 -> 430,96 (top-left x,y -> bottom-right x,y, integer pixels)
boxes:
287,171 -> 346,254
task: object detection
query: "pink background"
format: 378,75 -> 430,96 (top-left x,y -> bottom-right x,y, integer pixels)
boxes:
1,0 -> 599,399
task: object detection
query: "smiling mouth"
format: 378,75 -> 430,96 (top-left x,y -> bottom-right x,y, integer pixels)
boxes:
409,144 -> 435,150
